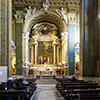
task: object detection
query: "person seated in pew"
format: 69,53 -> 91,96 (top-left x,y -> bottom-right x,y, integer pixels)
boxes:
0,83 -> 12,100
66,79 -> 70,82
0,83 -> 7,90
71,75 -> 78,82
62,78 -> 70,82
7,80 -> 14,87
15,79 -> 28,100
23,78 -> 29,85
16,78 -> 25,86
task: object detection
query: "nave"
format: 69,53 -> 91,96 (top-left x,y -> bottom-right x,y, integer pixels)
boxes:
1,76 -> 100,100
31,76 -> 100,100
31,82 -> 64,100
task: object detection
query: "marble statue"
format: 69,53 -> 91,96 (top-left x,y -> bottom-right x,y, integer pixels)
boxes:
43,0 -> 50,11
56,8 -> 68,24
24,6 -> 36,22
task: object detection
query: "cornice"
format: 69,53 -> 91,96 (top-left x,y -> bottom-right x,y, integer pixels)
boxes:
13,0 -> 80,8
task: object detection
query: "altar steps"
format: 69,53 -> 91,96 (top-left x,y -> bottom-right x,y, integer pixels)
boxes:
36,79 -> 58,84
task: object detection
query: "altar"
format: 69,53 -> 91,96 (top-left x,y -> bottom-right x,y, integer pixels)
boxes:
39,70 -> 54,76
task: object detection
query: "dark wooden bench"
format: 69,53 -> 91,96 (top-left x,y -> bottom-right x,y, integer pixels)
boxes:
60,84 -> 100,95
56,81 -> 98,93
0,90 -> 25,100
56,78 -> 100,100
65,95 -> 100,100
64,89 -> 100,100
59,82 -> 98,91
63,85 -> 100,100
7,85 -> 37,100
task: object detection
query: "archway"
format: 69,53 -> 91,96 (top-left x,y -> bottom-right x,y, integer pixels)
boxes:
22,7 -> 68,77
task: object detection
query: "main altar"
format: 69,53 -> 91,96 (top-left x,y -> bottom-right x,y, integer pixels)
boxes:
37,64 -> 54,76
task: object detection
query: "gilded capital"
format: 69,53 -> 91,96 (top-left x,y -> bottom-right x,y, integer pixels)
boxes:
52,30 -> 57,36
53,41 -> 57,46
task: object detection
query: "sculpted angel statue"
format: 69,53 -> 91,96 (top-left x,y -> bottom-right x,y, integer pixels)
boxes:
25,6 -> 32,17
24,6 -> 36,21
43,0 -> 50,11
56,8 -> 68,24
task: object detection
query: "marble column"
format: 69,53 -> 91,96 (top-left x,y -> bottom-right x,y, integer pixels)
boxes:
59,45 -> 62,64
22,33 -> 26,64
15,23 -> 23,75
34,42 -> 38,64
26,34 -> 29,64
0,0 -> 12,76
57,45 -> 59,64
80,0 -> 98,77
57,39 -> 61,64
31,44 -> 34,64
53,42 -> 57,64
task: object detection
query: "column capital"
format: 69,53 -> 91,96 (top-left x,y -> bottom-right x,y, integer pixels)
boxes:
34,41 -> 38,45
14,14 -> 23,23
61,32 -> 68,36
52,41 -> 57,46
23,31 -> 30,36
30,38 -> 38,45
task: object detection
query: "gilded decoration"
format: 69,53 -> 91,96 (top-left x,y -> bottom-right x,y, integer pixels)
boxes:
75,51 -> 80,73
32,22 -> 58,36
24,6 -> 36,22
11,40 -> 16,75
11,52 -> 16,75
56,8 -> 68,24
42,0 -> 50,12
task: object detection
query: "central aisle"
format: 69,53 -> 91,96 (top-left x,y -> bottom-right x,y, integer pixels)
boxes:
31,80 -> 65,100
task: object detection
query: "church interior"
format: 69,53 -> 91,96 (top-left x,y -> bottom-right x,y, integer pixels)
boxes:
0,0 -> 100,100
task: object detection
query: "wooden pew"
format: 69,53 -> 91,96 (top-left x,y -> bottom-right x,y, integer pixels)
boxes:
0,78 -> 37,100
60,82 -> 97,91
56,81 -> 97,93
56,77 -> 100,100
56,78 -> 88,91
64,89 -> 100,100
60,84 -> 100,96
0,90 -> 25,100
7,85 -> 37,100
63,84 -> 100,100
26,78 -> 36,84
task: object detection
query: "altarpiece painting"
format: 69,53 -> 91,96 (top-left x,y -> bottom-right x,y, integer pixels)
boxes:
38,42 -> 53,64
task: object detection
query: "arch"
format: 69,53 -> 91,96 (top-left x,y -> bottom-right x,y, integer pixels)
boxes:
22,9 -> 69,76
23,9 -> 67,34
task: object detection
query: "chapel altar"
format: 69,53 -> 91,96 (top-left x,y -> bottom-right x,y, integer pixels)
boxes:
36,64 -> 54,76
22,5 -> 68,77
40,70 -> 53,76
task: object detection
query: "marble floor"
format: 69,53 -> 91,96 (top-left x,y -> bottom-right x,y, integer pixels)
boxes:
31,81 -> 65,100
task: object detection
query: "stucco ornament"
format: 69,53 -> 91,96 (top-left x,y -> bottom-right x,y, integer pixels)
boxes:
24,6 -> 36,22
56,8 -> 68,24
42,0 -> 50,12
